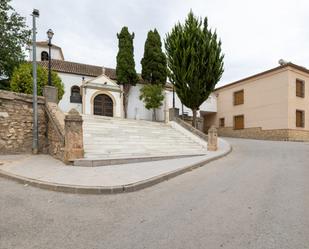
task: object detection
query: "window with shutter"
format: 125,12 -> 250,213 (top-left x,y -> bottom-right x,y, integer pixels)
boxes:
219,118 -> 225,127
296,110 -> 305,128
234,90 -> 244,105
70,85 -> 82,103
234,115 -> 244,130
296,79 -> 305,98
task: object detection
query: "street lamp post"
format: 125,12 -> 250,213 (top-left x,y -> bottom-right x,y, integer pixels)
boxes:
47,29 -> 54,86
32,9 -> 39,154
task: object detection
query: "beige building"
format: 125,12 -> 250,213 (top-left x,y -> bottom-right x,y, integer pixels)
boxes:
205,62 -> 309,141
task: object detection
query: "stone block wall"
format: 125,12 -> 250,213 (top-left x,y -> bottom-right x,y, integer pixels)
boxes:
0,90 -> 47,154
218,127 -> 309,142
288,130 -> 309,141
0,90 -> 84,163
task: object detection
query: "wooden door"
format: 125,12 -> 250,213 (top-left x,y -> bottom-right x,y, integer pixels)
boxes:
234,115 -> 244,130
93,94 -> 113,117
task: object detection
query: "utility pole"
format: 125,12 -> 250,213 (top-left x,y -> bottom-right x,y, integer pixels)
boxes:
32,9 -> 39,154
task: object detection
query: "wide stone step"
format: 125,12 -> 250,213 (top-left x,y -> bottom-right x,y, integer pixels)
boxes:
74,154 -> 205,167
83,137 -> 198,142
84,147 -> 205,153
84,148 -> 206,155
80,116 -> 207,161
84,150 -> 206,158
83,141 -> 202,146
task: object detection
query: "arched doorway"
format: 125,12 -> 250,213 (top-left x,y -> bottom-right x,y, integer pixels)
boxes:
93,94 -> 113,117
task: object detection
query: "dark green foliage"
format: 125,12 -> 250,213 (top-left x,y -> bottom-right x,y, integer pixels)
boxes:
141,29 -> 167,85
0,79 -> 10,90
165,11 -> 224,127
116,27 -> 138,85
10,63 -> 65,100
139,84 -> 164,121
116,26 -> 138,118
0,0 -> 31,80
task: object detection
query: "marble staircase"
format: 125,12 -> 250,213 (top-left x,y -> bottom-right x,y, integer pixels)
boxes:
75,115 -> 207,166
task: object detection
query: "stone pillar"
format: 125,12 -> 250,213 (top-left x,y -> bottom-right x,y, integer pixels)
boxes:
64,109 -> 84,164
207,126 -> 218,151
43,86 -> 58,103
169,108 -> 179,121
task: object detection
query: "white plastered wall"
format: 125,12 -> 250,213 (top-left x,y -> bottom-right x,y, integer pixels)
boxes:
166,90 -> 217,116
83,88 -> 122,117
127,84 -> 166,121
58,72 -> 94,113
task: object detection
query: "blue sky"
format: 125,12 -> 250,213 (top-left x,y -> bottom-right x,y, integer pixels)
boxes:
12,0 -> 309,87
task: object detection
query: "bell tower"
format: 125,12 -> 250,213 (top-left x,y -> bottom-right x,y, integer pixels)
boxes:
29,41 -> 65,62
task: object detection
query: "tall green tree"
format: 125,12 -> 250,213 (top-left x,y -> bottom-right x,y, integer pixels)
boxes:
139,84 -> 164,121
165,11 -> 224,127
116,26 -> 138,118
10,63 -> 65,101
0,0 -> 31,89
141,29 -> 167,85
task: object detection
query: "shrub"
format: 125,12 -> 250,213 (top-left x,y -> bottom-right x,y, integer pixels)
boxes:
10,63 -> 64,100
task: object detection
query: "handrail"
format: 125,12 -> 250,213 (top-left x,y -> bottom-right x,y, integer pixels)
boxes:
173,117 -> 208,142
45,102 -> 65,145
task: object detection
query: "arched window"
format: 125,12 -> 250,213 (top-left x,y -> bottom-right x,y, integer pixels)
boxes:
41,51 -> 49,61
70,85 -> 82,103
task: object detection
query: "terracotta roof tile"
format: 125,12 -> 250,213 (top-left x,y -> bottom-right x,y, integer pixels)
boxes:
104,67 -> 117,80
38,60 -> 170,87
38,59 -> 103,77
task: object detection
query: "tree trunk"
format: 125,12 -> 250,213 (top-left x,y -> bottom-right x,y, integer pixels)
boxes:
192,108 -> 197,128
122,83 -> 131,118
152,108 -> 156,121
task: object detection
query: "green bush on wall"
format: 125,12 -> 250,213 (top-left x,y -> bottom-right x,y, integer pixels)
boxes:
10,63 -> 65,100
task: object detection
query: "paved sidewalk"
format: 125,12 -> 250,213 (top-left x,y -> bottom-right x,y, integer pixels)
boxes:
0,139 -> 231,194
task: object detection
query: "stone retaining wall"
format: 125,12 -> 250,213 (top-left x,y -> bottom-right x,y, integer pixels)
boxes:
218,127 -> 309,142
0,90 -> 84,163
0,90 -> 47,154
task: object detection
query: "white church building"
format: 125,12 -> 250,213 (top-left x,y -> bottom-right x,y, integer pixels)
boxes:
30,41 -> 217,123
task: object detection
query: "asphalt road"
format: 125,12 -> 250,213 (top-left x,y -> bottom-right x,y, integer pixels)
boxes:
1,138 -> 309,249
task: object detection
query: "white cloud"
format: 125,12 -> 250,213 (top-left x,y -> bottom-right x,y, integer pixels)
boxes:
12,0 -> 309,87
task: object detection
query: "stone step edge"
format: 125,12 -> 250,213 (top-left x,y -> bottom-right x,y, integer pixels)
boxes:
73,154 -> 206,167
0,143 -> 232,195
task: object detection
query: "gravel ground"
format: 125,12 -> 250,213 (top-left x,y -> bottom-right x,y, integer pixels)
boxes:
1,138 -> 309,249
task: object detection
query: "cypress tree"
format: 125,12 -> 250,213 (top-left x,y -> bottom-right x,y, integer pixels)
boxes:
165,11 -> 224,127
141,29 -> 167,85
116,27 -> 138,118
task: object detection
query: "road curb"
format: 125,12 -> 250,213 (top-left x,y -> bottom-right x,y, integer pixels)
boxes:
0,144 -> 232,195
